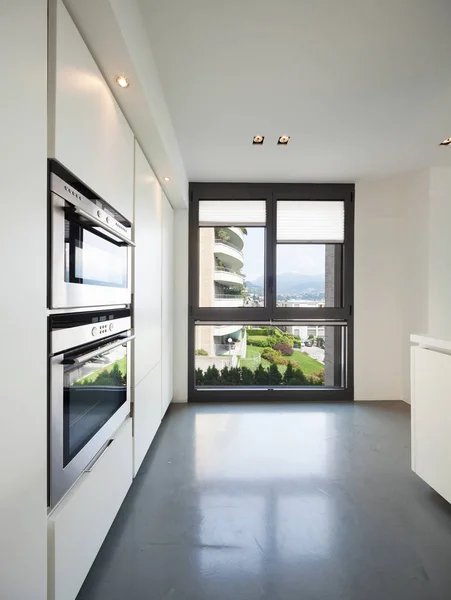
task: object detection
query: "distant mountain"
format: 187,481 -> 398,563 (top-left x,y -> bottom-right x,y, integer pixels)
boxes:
249,272 -> 324,295
246,280 -> 264,294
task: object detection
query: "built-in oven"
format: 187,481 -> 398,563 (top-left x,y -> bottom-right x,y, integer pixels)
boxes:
49,308 -> 134,508
49,163 -> 135,309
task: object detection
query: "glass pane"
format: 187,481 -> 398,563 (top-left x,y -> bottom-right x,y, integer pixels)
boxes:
194,324 -> 346,388
276,244 -> 342,308
64,343 -> 127,465
65,219 -> 128,288
199,227 -> 265,307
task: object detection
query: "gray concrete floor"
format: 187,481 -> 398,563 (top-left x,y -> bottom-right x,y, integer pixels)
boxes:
77,401 -> 451,600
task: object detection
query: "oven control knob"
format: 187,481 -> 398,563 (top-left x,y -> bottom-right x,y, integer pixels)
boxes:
97,210 -> 102,218
91,327 -> 98,336
109,323 -> 114,331
106,216 -> 111,224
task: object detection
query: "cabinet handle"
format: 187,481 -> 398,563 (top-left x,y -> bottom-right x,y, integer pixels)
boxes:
84,439 -> 114,473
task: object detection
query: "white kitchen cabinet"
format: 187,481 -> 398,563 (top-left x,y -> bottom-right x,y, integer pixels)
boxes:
133,142 -> 163,385
48,0 -> 134,222
162,194 -> 174,416
48,418 -> 133,600
133,363 -> 162,475
411,340 -> 451,503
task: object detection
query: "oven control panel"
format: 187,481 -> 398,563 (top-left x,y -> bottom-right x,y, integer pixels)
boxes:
91,322 -> 114,337
50,309 -> 131,355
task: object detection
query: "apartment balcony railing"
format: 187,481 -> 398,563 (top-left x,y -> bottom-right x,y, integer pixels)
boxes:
215,293 -> 244,299
214,268 -> 245,285
214,238 -> 244,254
214,239 -> 244,270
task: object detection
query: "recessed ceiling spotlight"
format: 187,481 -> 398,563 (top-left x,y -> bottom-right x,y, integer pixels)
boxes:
164,177 -> 170,182
253,135 -> 265,145
439,137 -> 451,146
115,75 -> 130,88
278,135 -> 290,145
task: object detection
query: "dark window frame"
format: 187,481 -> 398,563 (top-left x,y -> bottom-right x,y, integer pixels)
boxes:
189,182 -> 354,402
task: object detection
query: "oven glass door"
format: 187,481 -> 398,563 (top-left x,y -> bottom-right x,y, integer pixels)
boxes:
65,216 -> 128,290
63,338 -> 128,466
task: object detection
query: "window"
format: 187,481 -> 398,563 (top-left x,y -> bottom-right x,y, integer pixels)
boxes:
189,183 -> 354,401
198,200 -> 266,308
194,323 -> 347,389
276,201 -> 344,308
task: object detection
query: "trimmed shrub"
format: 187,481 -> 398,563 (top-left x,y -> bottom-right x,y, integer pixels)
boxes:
273,343 -> 294,356
261,348 -> 289,366
246,327 -> 274,336
248,337 -> 271,348
293,339 -> 301,348
195,348 -> 208,356
308,370 -> 325,386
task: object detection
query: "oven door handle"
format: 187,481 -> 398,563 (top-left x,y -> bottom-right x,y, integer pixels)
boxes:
67,205 -> 136,247
61,334 -> 136,365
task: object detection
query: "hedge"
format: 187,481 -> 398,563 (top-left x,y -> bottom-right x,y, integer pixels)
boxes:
246,327 -> 274,336
195,363 -> 324,387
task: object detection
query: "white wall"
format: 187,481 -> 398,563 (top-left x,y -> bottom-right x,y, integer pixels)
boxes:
427,167 -> 451,340
172,209 -> 189,402
355,169 -> 434,404
354,177 -> 405,401
401,170 -> 430,402
162,195 -> 175,414
0,2 -> 48,598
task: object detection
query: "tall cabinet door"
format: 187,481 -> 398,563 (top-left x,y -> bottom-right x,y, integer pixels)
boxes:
162,195 -> 174,417
133,142 -> 162,475
49,0 -> 134,221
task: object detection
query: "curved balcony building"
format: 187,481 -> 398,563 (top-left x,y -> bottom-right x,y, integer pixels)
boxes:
196,226 -> 247,366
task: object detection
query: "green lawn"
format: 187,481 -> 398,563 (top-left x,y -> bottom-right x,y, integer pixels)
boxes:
240,344 -> 323,376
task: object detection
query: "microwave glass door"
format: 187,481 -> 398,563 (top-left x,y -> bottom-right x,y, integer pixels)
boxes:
65,217 -> 128,289
63,339 -> 128,466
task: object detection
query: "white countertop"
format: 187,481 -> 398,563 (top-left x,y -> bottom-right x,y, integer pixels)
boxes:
411,334 -> 451,353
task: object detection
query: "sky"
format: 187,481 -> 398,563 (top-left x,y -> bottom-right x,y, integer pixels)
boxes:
242,228 -> 326,281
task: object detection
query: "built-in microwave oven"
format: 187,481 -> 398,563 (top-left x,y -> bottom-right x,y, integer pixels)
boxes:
49,164 -> 135,309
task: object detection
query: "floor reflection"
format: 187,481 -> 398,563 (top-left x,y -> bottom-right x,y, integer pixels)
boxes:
195,411 -> 336,479
192,407 -> 338,595
77,402 -> 451,600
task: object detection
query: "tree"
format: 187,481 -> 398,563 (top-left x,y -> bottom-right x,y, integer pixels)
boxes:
195,368 -> 204,386
268,363 -> 283,385
315,337 -> 324,348
203,365 -> 221,385
254,364 -> 269,385
229,367 -> 242,385
241,366 -> 254,385
283,362 -> 295,385
220,365 -> 231,384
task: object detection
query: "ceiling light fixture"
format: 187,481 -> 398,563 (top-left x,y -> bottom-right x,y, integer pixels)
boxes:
439,137 -> 451,146
278,135 -> 290,145
115,75 -> 130,88
253,135 -> 265,145
164,177 -> 170,182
